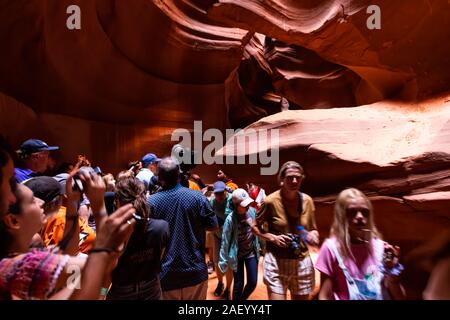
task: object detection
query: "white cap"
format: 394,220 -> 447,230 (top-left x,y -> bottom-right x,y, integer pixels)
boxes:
232,188 -> 254,207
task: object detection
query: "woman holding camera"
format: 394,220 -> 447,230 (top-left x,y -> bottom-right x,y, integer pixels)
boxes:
0,166 -> 136,300
315,188 -> 406,300
252,161 -> 319,300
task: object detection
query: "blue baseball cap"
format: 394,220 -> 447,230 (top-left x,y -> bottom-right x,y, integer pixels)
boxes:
213,181 -> 226,193
142,153 -> 161,167
18,139 -> 59,155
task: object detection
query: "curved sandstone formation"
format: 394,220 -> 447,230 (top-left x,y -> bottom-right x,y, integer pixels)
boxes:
228,34 -> 367,128
209,0 -> 450,100
218,93 -> 450,298
0,0 -> 247,170
218,94 -> 450,192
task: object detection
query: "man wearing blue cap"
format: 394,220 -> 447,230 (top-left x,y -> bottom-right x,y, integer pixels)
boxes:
15,139 -> 59,183
136,153 -> 161,189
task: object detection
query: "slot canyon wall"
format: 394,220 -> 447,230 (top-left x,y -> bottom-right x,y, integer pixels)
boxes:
1,0 -> 450,298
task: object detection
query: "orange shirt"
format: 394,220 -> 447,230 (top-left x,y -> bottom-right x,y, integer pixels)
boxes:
40,206 -> 96,254
226,180 -> 238,191
189,179 -> 201,191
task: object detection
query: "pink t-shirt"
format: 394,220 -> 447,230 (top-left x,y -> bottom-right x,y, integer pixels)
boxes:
315,237 -> 382,300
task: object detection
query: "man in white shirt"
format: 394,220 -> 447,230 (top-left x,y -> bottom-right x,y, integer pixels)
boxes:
136,153 -> 161,189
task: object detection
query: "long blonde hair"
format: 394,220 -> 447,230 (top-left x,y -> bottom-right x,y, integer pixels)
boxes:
331,188 -> 381,260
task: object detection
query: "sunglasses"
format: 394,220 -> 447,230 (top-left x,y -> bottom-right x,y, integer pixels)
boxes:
284,175 -> 304,181
346,207 -> 370,218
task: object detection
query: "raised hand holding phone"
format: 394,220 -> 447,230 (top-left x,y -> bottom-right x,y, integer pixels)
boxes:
78,169 -> 106,214
383,243 -> 401,269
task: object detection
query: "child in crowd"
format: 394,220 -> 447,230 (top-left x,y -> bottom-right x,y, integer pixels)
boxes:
219,188 -> 260,300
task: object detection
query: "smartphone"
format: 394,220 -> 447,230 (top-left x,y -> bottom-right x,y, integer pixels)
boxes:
72,176 -> 84,193
383,247 -> 394,262
72,166 -> 97,193
383,244 -> 400,268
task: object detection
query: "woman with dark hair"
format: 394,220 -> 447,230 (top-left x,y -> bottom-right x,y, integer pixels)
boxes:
252,161 -> 319,300
107,177 -> 169,300
0,170 -> 137,300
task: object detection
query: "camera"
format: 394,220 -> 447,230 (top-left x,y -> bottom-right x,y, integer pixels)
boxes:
171,144 -> 199,187
286,233 -> 302,257
127,160 -> 142,176
73,166 -> 98,193
383,245 -> 399,269
171,144 -> 198,172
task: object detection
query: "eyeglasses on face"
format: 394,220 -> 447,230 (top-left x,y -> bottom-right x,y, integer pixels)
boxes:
346,207 -> 370,218
284,175 -> 304,182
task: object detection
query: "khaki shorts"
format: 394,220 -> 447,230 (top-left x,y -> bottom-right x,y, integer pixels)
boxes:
263,251 -> 315,296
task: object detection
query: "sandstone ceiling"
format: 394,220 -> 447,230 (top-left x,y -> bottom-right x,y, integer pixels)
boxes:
1,1 -> 450,297
1,0 -> 449,126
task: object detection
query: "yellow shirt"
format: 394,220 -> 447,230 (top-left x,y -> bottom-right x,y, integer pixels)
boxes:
188,180 -> 201,191
256,190 -> 317,258
226,180 -> 238,191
